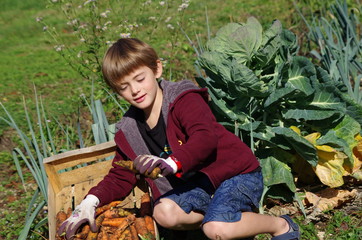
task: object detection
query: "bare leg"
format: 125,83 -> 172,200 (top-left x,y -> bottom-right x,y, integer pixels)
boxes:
202,212 -> 290,240
153,198 -> 204,230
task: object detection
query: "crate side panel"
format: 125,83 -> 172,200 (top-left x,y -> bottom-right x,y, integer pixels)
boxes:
56,160 -> 113,189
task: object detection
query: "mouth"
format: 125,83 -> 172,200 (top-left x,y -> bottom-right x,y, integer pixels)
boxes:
134,94 -> 146,103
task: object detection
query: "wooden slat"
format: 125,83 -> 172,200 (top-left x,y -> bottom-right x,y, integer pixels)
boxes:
44,140 -> 116,164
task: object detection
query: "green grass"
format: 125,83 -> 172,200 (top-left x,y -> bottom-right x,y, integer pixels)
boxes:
0,0 -> 300,132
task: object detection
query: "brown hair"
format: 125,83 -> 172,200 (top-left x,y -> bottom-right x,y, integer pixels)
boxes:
102,38 -> 159,92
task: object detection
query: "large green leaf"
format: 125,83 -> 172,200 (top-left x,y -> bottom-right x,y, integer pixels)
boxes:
282,109 -> 340,121
206,22 -> 241,52
285,56 -> 315,96
308,84 -> 346,110
229,59 -> 268,97
272,127 -> 318,166
207,17 -> 263,65
264,87 -> 295,107
260,156 -> 296,192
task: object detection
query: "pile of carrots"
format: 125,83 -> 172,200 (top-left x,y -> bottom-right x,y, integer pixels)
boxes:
56,193 -> 156,240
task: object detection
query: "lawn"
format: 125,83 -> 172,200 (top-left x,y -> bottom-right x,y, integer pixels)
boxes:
0,0 -> 361,239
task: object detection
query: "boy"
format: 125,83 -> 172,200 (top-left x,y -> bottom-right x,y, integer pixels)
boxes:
58,38 -> 300,240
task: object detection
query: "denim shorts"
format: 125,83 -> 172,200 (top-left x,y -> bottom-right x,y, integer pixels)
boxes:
162,170 -> 264,224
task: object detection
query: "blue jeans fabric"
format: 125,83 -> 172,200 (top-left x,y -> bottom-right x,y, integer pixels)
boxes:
162,171 -> 263,224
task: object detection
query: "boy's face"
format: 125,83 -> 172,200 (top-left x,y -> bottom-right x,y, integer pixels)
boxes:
118,61 -> 163,112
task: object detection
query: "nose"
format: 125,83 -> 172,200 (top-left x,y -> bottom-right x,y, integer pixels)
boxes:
130,83 -> 140,95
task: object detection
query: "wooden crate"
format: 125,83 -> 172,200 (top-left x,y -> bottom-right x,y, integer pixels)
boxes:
43,140 -> 157,240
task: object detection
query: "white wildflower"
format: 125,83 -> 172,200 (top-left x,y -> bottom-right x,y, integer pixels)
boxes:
100,10 -> 111,18
43,26 -> 48,31
143,0 -> 152,6
120,33 -> 131,38
106,41 -> 114,45
104,21 -> 112,26
80,37 -> 86,42
54,45 -> 64,52
178,0 -> 190,11
167,24 -> 174,30
77,51 -> 83,58
164,17 -> 171,23
67,19 -> 78,26
159,1 -> 165,6
149,16 -> 157,21
35,17 -> 43,22
96,25 -> 101,29
78,23 -> 87,29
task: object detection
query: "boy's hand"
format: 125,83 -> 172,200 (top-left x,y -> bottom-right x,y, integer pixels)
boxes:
134,155 -> 180,177
57,194 -> 99,239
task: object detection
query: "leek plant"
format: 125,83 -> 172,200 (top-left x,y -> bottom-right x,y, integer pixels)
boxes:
296,0 -> 362,107
0,83 -> 126,239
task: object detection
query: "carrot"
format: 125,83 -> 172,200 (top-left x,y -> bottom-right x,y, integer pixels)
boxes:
119,227 -> 132,240
108,215 -> 136,240
102,217 -> 128,227
75,224 -> 90,239
103,209 -> 120,219
115,160 -> 162,179
134,218 -> 150,238
86,231 -> 98,240
55,210 -> 67,230
140,193 -> 152,217
144,216 -> 156,239
129,224 -> 139,240
96,201 -> 122,216
100,227 -> 110,240
66,207 -> 73,218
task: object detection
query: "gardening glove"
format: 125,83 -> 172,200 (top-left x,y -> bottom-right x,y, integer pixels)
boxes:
57,194 -> 99,239
134,154 -> 181,177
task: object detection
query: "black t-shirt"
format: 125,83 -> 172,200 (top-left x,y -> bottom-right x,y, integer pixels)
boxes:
136,110 -> 171,159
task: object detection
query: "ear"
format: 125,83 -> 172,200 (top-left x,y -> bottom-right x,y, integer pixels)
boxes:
155,60 -> 163,79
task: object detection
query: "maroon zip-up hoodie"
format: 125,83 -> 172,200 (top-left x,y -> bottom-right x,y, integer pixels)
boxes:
88,80 -> 259,205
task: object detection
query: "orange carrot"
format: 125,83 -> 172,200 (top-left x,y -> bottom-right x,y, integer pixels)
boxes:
56,210 -> 67,230
115,160 -> 162,179
140,193 -> 152,217
119,227 -> 132,240
66,207 -> 73,218
103,209 -> 120,219
96,201 -> 122,216
75,224 -> 90,239
134,218 -> 150,238
100,227 -> 110,240
129,224 -> 139,240
86,231 -> 98,240
144,216 -> 156,239
102,217 -> 128,228
108,215 -> 136,240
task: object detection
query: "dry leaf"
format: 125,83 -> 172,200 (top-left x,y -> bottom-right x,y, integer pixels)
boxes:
268,205 -> 299,216
304,188 -> 358,211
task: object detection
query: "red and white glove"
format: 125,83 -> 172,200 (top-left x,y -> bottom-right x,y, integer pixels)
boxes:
57,194 -> 99,239
134,154 -> 181,177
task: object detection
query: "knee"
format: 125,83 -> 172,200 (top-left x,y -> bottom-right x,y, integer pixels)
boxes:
202,221 -> 230,240
153,199 -> 179,228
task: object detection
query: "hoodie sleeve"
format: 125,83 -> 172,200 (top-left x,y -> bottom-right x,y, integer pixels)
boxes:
169,92 -> 219,173
87,146 -> 137,206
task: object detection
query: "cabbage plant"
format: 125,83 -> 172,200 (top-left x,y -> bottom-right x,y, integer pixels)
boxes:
193,16 -> 362,211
